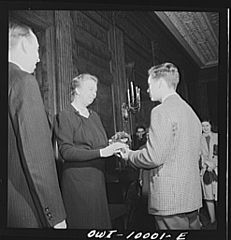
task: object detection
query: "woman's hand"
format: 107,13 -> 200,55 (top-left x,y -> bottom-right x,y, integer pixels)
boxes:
118,146 -> 131,160
100,142 -> 128,157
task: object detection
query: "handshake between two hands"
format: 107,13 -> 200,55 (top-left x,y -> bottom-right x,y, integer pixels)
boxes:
100,131 -> 131,160
100,141 -> 130,159
112,142 -> 130,160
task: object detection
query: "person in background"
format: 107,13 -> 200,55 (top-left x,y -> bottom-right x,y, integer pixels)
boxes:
54,73 -> 126,229
8,20 -> 66,228
123,125 -> 147,194
132,125 -> 149,202
122,126 -> 146,229
133,125 -> 147,150
200,120 -> 218,229
132,125 -> 150,201
120,62 -> 202,230
129,126 -> 155,230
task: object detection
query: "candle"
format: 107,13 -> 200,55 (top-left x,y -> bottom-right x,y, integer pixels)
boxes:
130,81 -> 134,104
137,87 -> 141,108
127,88 -> 131,108
135,86 -> 138,103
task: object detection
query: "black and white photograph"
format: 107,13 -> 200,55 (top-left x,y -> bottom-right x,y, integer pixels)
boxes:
0,2 -> 229,240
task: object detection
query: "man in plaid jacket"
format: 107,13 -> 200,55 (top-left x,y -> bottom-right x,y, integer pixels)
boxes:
121,62 -> 202,230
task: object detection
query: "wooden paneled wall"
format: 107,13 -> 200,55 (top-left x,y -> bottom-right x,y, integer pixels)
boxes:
115,11 -> 201,132
54,11 -> 74,113
116,12 -> 155,130
10,10 -> 213,138
70,11 -> 117,137
108,15 -> 130,135
197,66 -> 218,129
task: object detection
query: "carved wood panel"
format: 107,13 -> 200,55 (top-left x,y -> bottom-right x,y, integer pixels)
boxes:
108,24 -> 131,135
54,11 -> 74,112
119,12 -> 154,132
116,12 -> 152,54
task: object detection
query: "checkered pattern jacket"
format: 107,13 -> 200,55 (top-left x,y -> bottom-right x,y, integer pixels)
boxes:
129,94 -> 202,215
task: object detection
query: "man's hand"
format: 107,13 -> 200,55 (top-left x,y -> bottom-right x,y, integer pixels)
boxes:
53,219 -> 67,229
118,146 -> 131,160
100,142 -> 128,157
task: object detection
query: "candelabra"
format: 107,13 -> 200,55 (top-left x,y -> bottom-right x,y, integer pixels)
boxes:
122,81 -> 141,121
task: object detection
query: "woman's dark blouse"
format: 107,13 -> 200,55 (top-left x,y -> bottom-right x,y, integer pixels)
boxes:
54,104 -> 111,228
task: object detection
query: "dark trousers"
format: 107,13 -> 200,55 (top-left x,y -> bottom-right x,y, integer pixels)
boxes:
154,210 -> 201,230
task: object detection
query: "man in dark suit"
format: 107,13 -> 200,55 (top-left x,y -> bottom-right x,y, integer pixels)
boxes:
8,20 -> 66,228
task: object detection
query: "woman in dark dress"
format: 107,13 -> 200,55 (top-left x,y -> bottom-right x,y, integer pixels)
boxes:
54,73 -> 126,228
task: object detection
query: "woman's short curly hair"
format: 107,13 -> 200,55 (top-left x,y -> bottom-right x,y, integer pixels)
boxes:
70,73 -> 98,102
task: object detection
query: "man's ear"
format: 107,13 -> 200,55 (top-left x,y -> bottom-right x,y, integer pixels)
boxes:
158,78 -> 162,88
75,88 -> 80,95
20,37 -> 29,54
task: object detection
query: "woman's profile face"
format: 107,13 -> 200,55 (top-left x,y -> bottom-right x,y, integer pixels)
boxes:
77,78 -> 97,106
202,121 -> 211,134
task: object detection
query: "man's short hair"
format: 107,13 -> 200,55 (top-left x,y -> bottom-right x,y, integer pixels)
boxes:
9,20 -> 33,50
148,62 -> 180,90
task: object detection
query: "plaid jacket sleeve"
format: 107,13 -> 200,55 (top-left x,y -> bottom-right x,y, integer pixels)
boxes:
129,107 -> 173,168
